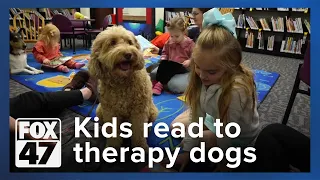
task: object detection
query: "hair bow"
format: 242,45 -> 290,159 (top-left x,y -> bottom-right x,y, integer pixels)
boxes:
202,8 -> 237,38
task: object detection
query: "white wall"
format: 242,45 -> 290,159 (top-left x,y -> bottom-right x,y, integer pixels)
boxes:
155,8 -> 164,24
80,8 -> 90,19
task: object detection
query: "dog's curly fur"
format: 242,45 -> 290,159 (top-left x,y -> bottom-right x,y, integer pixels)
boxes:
88,26 -> 158,151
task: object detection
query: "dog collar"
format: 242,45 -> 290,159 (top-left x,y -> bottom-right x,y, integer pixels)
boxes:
11,52 -> 23,55
10,50 -> 26,56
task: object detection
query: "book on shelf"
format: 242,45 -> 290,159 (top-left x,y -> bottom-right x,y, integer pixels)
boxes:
258,31 -> 264,50
267,35 -> 275,51
236,14 -> 246,28
245,16 -> 259,30
280,37 -> 303,54
304,19 -> 311,34
246,32 -> 254,48
255,8 -> 269,10
259,18 -> 271,31
271,17 -> 284,32
286,16 -> 303,33
292,8 -> 308,12
277,8 -> 289,11
165,11 -> 195,25
39,8 -> 53,19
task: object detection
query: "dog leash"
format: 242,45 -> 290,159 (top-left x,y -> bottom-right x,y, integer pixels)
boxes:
87,96 -> 99,117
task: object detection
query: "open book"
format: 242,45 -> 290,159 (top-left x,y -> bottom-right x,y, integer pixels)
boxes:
42,56 -> 73,68
135,35 -> 154,51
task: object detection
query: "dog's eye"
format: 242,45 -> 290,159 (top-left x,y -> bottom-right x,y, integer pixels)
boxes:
128,40 -> 133,45
110,39 -> 116,45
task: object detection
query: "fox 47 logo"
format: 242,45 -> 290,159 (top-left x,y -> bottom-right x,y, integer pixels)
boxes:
15,118 -> 61,168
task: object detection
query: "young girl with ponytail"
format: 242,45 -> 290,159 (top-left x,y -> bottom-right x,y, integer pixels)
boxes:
170,8 -> 260,172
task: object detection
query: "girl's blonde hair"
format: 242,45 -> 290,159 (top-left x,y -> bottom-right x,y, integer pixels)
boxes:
167,17 -> 188,34
38,23 -> 60,48
185,25 -> 256,124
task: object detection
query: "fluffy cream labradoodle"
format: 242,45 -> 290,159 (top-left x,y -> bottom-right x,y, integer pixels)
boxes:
88,26 -> 158,151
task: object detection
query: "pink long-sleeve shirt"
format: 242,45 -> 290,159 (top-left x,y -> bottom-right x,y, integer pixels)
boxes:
160,37 -> 195,63
32,40 -> 62,63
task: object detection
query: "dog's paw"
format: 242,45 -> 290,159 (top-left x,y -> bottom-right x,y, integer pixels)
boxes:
29,71 -> 37,75
37,70 -> 44,74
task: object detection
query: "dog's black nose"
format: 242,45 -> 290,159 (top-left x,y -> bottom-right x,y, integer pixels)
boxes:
124,53 -> 132,60
23,44 -> 27,49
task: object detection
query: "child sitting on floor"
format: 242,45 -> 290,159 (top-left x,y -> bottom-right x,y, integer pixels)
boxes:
152,17 -> 195,95
32,23 -> 85,73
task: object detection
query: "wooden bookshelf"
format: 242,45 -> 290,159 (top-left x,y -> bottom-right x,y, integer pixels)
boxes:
163,8 -> 194,32
234,8 -> 310,59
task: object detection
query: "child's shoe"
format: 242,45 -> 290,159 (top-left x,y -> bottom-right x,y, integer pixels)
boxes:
152,82 -> 163,95
61,66 -> 70,73
62,70 -> 89,91
152,80 -> 157,87
75,63 -> 86,69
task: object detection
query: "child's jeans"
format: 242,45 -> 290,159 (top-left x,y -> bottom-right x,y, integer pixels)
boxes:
150,67 -> 189,93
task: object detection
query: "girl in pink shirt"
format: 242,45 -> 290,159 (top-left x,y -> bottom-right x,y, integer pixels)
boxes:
33,24 -> 85,73
152,17 -> 195,95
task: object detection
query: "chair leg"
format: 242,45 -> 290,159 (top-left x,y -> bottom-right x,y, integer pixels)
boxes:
89,34 -> 92,49
64,38 -> 67,48
60,40 -> 63,50
83,35 -> 85,48
73,34 -> 76,54
282,64 -> 302,125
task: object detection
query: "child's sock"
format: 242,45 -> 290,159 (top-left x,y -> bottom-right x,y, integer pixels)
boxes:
152,82 -> 163,95
56,65 -> 70,73
74,63 -> 86,69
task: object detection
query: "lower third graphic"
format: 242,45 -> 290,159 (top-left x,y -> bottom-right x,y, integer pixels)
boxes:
15,118 -> 61,168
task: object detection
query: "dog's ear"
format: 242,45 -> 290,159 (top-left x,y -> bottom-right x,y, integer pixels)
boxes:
87,52 -> 105,79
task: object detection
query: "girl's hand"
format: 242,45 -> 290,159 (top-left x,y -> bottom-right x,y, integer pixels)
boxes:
149,46 -> 160,54
182,60 -> 191,67
43,59 -> 51,64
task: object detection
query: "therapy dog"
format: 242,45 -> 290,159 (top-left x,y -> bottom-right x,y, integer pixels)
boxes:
10,28 -> 43,75
88,26 -> 158,151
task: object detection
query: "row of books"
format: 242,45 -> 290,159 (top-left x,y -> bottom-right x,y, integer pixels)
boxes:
246,32 -> 254,48
165,11 -> 195,25
286,17 -> 303,33
9,8 -> 44,21
10,8 -> 74,21
280,37 -> 303,54
267,35 -> 275,51
246,32 -> 274,50
245,31 -> 303,54
237,15 -> 310,34
39,8 -> 73,20
271,17 -> 284,32
235,8 -> 308,12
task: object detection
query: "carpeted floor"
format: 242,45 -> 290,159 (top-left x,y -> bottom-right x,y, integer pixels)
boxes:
9,40 -> 310,137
